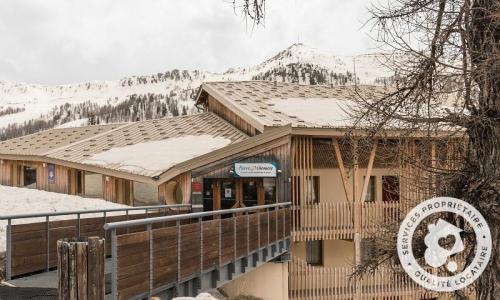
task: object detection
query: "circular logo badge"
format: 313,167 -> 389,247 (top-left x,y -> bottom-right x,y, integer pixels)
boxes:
397,197 -> 491,292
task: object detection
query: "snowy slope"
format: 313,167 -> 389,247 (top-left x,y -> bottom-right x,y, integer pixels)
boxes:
0,44 -> 395,135
224,44 -> 393,84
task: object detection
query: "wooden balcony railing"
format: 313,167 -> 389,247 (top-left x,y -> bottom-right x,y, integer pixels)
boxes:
292,201 -> 402,241
292,202 -> 354,241
289,256 -> 433,300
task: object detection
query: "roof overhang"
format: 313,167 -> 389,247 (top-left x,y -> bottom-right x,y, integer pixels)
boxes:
0,154 -> 157,184
155,124 -> 293,184
290,126 -> 465,138
197,83 -> 267,132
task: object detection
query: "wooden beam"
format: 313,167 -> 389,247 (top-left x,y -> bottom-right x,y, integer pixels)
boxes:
353,139 -> 359,203
332,138 -> 352,202
360,140 -> 378,202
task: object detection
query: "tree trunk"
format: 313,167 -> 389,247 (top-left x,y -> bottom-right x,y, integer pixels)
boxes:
467,0 -> 500,299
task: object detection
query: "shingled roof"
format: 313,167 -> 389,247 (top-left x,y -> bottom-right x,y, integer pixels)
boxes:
0,113 -> 248,179
0,124 -> 122,156
197,81 -> 388,132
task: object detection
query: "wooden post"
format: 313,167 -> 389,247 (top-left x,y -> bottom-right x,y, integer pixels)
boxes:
57,237 -> 105,300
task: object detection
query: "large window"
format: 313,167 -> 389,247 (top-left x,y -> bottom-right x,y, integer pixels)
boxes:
84,172 -> 103,197
364,176 -> 376,202
306,240 -> 323,266
133,182 -> 159,206
382,176 -> 400,202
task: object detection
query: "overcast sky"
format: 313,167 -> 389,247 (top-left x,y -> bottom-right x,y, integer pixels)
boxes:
0,0 -> 376,85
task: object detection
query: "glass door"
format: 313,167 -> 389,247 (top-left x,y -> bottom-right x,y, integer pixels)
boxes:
220,180 -> 236,209
243,179 -> 258,207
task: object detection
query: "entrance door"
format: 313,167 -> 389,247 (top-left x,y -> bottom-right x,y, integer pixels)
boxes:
23,166 -> 37,188
243,179 -> 258,207
220,180 -> 237,209
203,179 -> 215,211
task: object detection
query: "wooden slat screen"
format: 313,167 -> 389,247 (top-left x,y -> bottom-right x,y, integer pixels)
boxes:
288,255 -> 433,300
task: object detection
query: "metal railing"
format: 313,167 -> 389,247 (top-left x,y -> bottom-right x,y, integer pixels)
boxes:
104,202 -> 292,300
1,204 -> 191,280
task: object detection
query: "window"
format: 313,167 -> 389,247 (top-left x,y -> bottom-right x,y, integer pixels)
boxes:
263,178 -> 276,204
382,176 -> 400,202
84,172 -> 103,197
306,240 -> 323,265
133,182 -> 159,206
76,170 -> 83,195
296,176 -> 320,204
364,176 -> 376,202
361,239 -> 376,264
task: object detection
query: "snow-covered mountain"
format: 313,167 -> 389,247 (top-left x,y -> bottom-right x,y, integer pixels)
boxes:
0,44 -> 395,140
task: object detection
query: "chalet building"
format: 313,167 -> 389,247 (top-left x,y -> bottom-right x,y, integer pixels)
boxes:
0,81 -> 462,299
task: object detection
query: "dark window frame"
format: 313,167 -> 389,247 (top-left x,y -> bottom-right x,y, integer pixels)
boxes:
306,240 -> 323,266
382,175 -> 400,202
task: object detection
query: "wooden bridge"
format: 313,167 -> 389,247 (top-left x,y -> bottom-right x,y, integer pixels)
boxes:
105,203 -> 291,299
2,202 -> 291,299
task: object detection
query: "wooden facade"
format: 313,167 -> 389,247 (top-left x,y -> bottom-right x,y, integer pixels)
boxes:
191,136 -> 291,209
287,135 -> 466,299
0,158 -> 194,206
0,160 -> 70,193
204,95 -> 259,136
0,160 -> 13,186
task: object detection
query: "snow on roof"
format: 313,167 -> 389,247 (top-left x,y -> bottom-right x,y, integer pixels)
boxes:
268,98 -> 356,127
82,135 -> 232,176
199,81 -> 387,130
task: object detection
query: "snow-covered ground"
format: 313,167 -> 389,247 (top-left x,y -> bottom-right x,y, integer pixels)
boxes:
174,293 -> 219,300
55,118 -> 89,128
0,185 -> 132,252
